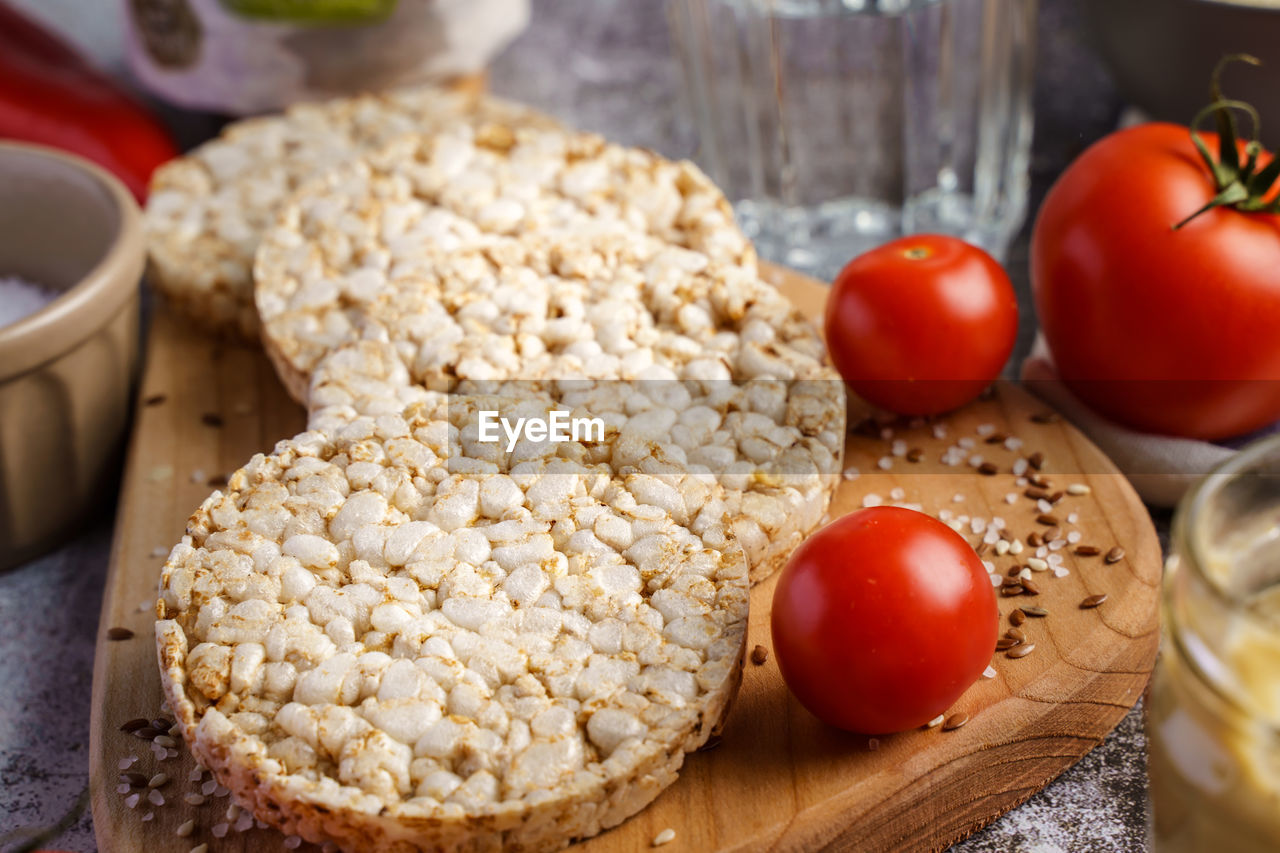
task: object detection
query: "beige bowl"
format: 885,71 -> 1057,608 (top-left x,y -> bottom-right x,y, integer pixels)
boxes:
0,142 -> 144,570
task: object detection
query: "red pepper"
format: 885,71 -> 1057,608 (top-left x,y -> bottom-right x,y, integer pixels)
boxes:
0,3 -> 178,202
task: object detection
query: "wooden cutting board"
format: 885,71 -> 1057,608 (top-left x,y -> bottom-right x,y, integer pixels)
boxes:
89,264 -> 1162,853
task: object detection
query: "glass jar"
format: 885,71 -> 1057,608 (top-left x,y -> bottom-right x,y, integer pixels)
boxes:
667,0 -> 1037,281
1148,434 -> 1280,852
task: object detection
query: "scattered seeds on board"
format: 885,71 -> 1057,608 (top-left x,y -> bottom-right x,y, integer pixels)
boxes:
106,627 -> 135,641
1080,594 -> 1108,609
1105,546 -> 1125,564
750,645 -> 768,665
942,712 -> 970,731
1007,643 -> 1036,659
653,828 -> 677,847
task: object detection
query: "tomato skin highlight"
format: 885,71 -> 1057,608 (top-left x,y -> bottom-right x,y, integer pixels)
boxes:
770,507 -> 998,735
824,235 -> 1018,417
1032,122 -> 1280,440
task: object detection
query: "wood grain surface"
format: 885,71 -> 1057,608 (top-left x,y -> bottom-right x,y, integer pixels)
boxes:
90,265 -> 1161,853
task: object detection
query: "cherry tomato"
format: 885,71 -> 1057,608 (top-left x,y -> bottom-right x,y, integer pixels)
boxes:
823,234 -> 1018,416
1033,123 -> 1280,439
770,506 -> 998,735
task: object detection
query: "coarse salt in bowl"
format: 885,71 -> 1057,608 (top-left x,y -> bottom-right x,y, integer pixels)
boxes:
0,141 -> 145,569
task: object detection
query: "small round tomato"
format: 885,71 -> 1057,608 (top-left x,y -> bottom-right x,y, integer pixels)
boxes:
824,235 -> 1018,416
770,506 -> 998,734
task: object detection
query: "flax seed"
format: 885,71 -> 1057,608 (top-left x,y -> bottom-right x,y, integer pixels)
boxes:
120,772 -> 148,787
907,447 -> 924,463
1021,605 -> 1049,617
1000,585 -> 1025,597
1074,545 -> 1101,556
996,637 -> 1019,651
1027,531 -> 1042,547
1043,526 -> 1061,542
1028,451 -> 1045,470
1005,627 -> 1026,643
978,462 -> 999,476
1080,594 -> 1108,609
1024,486 -> 1050,500
1031,412 -> 1060,424
1020,579 -> 1041,596
1010,609 -> 1027,626
120,718 -> 149,734
942,712 -> 970,731
1007,643 -> 1036,659
1048,490 -> 1065,504
106,627 -> 135,641
1036,514 -> 1060,526
1105,546 -> 1125,564
985,432 -> 1009,444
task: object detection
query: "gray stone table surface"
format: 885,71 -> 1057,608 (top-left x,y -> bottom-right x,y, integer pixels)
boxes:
0,1 -> 1155,850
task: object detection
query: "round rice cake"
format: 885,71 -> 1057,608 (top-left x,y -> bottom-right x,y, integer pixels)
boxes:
254,125 -> 756,398
144,86 -> 558,340
156,396 -> 749,853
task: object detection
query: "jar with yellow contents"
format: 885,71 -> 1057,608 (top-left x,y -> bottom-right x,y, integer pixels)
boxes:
1148,434 -> 1280,852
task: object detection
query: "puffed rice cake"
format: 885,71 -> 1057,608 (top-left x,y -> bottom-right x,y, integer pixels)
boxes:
156,396 -> 749,853
254,125 -> 757,400
253,129 -> 841,582
143,86 -> 559,340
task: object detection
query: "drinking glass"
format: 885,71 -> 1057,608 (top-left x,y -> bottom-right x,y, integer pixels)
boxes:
668,0 -> 1037,280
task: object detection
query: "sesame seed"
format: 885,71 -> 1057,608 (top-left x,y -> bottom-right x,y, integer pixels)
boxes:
1053,567 -> 1070,578
982,560 -> 996,574
212,823 -> 229,838
842,467 -> 860,481
1066,483 -> 1091,496
1012,458 -> 1029,476
1004,436 -> 1024,451
861,493 -> 883,508
1004,492 -> 1018,504
953,493 -> 965,503
147,789 -> 165,806
184,793 -> 206,806
141,811 -> 154,822
154,735 -> 177,748
1067,530 -> 1082,543
201,780 -> 217,796
989,574 -> 1002,587
124,792 -> 141,809
932,424 -> 947,439
653,828 -> 677,846
1067,512 -> 1079,524
118,756 -> 138,769
177,819 -> 195,837
892,439 -> 908,457
148,773 -> 168,788
995,540 -> 1010,556
191,845 -> 209,853
116,783 -> 131,795
284,836 -> 303,849
958,437 -> 976,449
878,456 -> 893,471
890,487 -> 906,501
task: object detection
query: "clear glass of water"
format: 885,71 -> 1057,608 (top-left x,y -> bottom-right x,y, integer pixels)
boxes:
668,0 -> 1037,280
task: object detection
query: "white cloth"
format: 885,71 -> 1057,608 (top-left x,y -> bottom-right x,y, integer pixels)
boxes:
1020,334 -> 1239,508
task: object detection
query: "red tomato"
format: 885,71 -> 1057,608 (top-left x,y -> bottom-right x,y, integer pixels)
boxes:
823,235 -> 1018,416
770,507 -> 998,734
1032,123 -> 1280,439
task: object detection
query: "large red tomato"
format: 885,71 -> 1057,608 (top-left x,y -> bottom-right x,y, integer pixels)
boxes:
1032,122 -> 1280,439
824,235 -> 1018,416
770,507 -> 998,735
